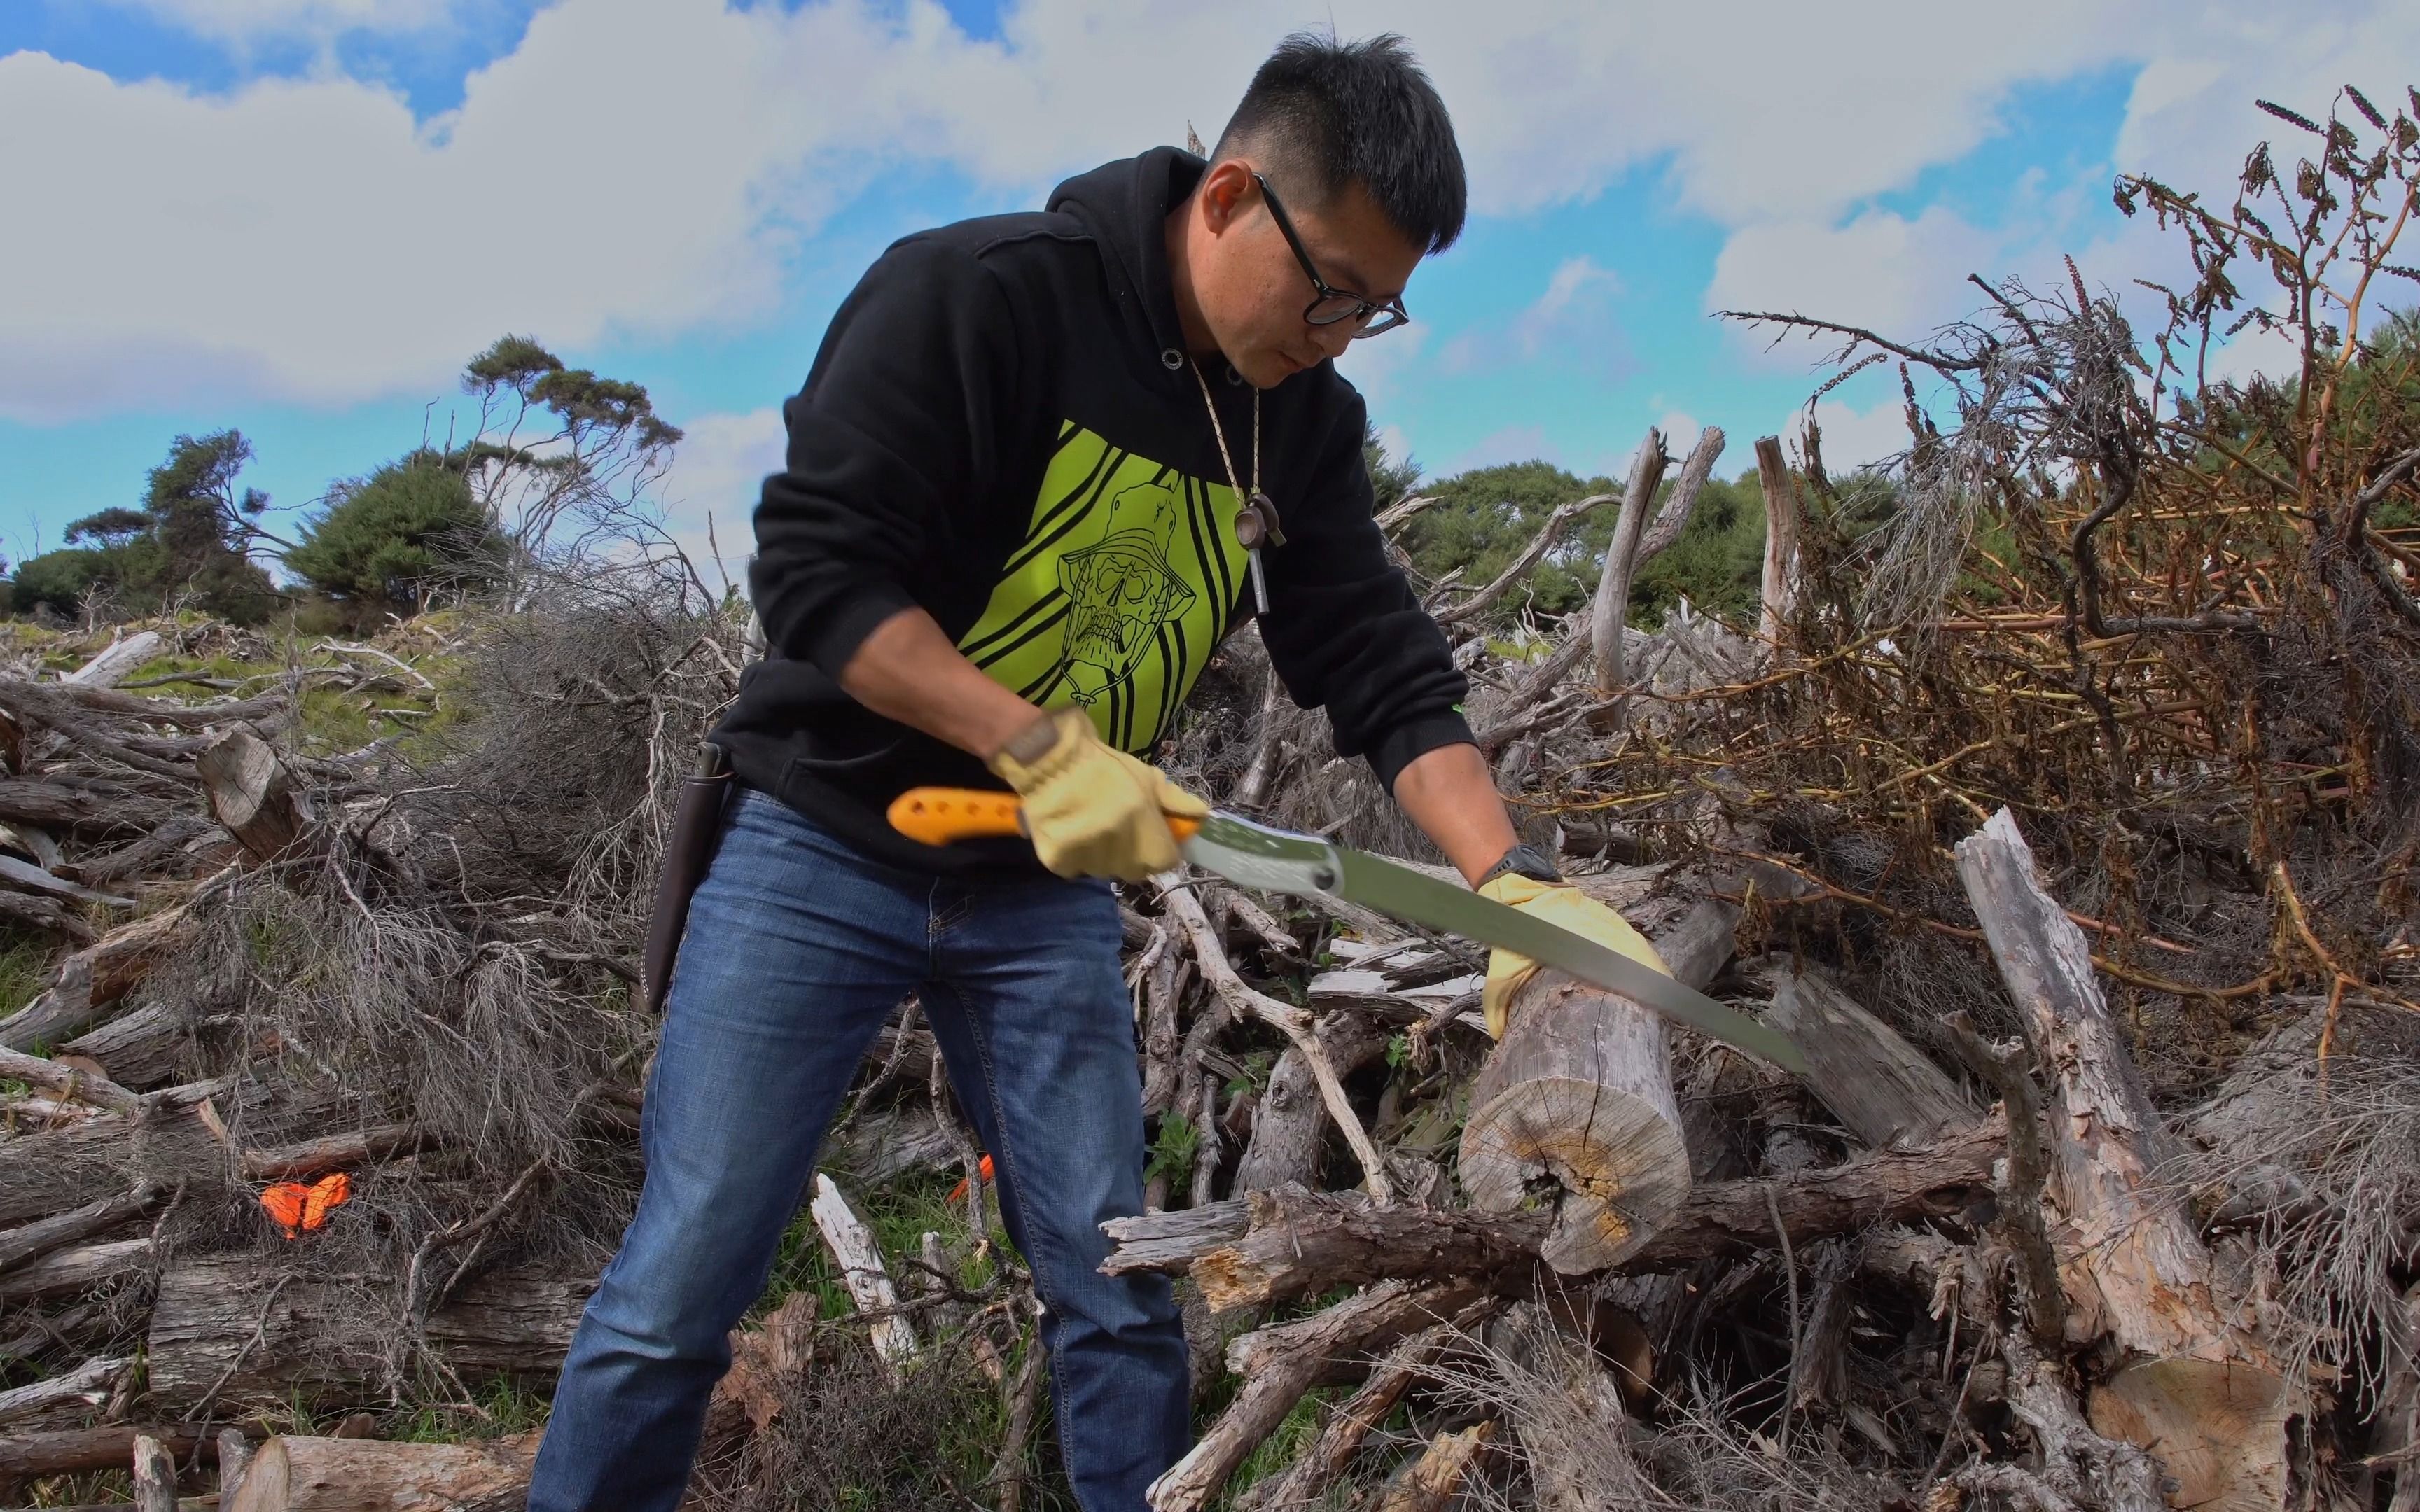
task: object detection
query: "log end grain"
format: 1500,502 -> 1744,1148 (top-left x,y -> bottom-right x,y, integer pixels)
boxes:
2087,1356 -> 2290,1512
1459,1074 -> 1690,1273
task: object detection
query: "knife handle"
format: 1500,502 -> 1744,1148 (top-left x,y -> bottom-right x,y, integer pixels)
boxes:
888,788 -> 1203,846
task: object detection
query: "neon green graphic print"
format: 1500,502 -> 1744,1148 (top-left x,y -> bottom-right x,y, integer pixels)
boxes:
958,422 -> 1249,754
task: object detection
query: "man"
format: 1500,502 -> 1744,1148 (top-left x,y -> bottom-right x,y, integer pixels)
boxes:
530,31 -> 1659,1512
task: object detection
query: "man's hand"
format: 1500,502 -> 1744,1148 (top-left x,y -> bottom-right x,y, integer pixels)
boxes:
989,708 -> 1209,881
1476,872 -> 1669,1037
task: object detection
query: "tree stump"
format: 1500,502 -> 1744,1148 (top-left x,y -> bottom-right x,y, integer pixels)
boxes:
1458,974 -> 1689,1273
223,1433 -> 539,1512
196,727 -> 310,861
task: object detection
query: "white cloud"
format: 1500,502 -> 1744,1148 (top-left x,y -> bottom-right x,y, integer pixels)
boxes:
1710,204 -> 2003,354
12,0 -> 2416,424
1439,255 -> 1630,380
658,405 -> 785,594
1791,398 -> 1915,474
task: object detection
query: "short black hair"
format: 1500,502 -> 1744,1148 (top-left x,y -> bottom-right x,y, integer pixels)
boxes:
1213,32 -> 1466,256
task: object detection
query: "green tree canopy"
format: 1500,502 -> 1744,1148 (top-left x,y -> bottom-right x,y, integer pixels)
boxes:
11,431 -> 278,623
285,450 -> 506,607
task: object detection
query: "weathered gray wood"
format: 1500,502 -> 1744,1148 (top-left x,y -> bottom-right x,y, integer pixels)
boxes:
0,1182 -> 160,1273
1459,971 -> 1688,1273
0,902 -> 199,1052
1106,1119 -> 2005,1298
1957,807 -> 2288,1511
0,1238 -> 151,1304
225,1432 -> 541,1512
1755,435 -> 1800,648
61,631 -> 163,690
196,727 -> 310,861
62,1002 -> 194,1090
0,1422 -> 251,1480
0,1354 -> 126,1427
1150,1279 -> 1491,1512
132,1430 -> 179,1512
146,1256 -> 591,1407
1590,430 -> 1671,698
1761,962 -> 1974,1148
1230,1011 -> 1389,1195
0,1044 -> 144,1114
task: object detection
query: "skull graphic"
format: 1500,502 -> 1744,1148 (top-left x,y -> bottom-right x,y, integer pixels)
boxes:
1053,483 -> 1198,705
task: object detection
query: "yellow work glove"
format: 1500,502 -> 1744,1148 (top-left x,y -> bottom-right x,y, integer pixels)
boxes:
1477,872 -> 1671,1038
987,708 -> 1209,881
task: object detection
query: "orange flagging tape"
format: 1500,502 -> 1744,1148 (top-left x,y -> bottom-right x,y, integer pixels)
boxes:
260,1171 -> 351,1239
946,1154 -> 996,1204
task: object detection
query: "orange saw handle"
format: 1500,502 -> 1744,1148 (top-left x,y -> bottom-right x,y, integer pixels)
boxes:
889,787 -> 1202,846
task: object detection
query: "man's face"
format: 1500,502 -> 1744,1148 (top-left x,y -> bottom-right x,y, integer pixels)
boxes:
1190,162 -> 1423,391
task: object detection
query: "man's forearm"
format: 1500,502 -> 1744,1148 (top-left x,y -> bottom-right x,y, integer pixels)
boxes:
1391,741 -> 1520,886
838,606 -> 1042,762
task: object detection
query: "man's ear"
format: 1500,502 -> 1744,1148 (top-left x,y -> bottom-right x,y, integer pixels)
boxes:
1195,160 -> 1256,237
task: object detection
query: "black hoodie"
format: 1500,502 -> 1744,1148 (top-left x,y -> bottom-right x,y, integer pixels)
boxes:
716,147 -> 1473,876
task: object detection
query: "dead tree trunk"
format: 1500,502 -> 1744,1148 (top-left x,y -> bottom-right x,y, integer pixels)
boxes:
1459,972 -> 1689,1273
1230,1013 -> 1389,1194
1590,430 -> 1671,697
1754,435 -> 1800,650
224,1432 -> 539,1512
1760,962 -> 1975,1148
1957,807 -> 2291,1511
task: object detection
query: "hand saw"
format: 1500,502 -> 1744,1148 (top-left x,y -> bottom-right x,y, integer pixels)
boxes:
888,788 -> 1805,1074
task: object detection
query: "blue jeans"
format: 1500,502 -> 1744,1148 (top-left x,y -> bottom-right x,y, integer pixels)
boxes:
528,787 -> 1188,1511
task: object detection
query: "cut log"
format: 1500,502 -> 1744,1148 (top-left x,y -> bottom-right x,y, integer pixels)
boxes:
239,1123 -> 426,1181
0,1182 -> 160,1272
224,1432 -> 541,1512
809,1172 -> 916,1376
1459,972 -> 1689,1273
1957,808 -> 2289,1511
62,632 -> 164,690
1148,1278 -> 1490,1512
1760,962 -> 1975,1147
146,1256 -> 590,1407
196,727 -> 310,862
0,1238 -> 152,1304
1104,1118 -> 2003,1295
1230,1011 -> 1389,1194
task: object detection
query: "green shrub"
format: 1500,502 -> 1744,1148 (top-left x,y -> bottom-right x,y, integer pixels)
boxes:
285,451 -> 504,608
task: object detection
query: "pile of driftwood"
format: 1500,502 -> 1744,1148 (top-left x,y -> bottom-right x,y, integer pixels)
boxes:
3,86 -> 2417,1512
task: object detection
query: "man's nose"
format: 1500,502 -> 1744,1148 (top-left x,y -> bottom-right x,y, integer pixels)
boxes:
1308,320 -> 1355,360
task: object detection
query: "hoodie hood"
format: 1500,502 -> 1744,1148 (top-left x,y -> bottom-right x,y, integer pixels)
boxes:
1048,145 -> 1205,369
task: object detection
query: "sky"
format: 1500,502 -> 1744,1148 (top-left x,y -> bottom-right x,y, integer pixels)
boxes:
3,0 -> 2411,584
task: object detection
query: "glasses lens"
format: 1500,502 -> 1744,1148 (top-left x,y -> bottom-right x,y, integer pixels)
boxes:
1351,309 -> 1407,338
1305,293 -> 1368,326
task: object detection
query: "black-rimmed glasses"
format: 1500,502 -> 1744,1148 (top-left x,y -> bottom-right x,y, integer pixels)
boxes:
1253,172 -> 1410,337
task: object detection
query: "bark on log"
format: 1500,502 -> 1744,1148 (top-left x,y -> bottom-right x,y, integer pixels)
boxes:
1240,1324 -> 1452,1511
0,1355 -> 125,1429
0,1046 -> 144,1116
1105,1119 -> 2003,1296
1957,808 -> 2289,1511
0,1423 -> 253,1480
1230,1012 -> 1389,1195
196,727 -> 310,862
0,1238 -> 151,1305
239,1124 -> 426,1182
224,1432 -> 540,1512
0,1183 -> 160,1273
146,1256 -> 590,1407
1149,1279 -> 1489,1512
60,1002 -> 195,1091
1459,972 -> 1689,1273
1760,962 -> 1974,1148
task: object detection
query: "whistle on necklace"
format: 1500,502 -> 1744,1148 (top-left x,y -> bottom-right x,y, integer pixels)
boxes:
1235,491 -> 1285,615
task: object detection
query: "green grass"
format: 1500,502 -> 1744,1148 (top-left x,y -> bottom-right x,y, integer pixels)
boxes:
391,1374 -> 552,1443
1146,1112 -> 1202,1191
1220,1386 -> 1340,1506
759,1162 -> 1012,1324
0,935 -> 50,1020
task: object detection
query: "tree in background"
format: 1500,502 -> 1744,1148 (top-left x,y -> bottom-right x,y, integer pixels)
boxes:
285,449 -> 507,619
11,431 -> 280,623
1391,455 -> 1773,632
458,336 -> 683,580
